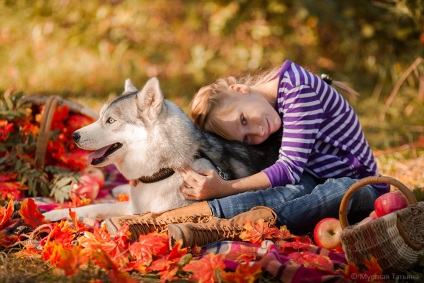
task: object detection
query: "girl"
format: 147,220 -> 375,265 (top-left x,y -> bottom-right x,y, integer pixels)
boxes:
176,59 -> 388,236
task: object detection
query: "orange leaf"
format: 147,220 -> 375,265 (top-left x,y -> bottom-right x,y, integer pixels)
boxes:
18,198 -> 46,228
182,253 -> 226,283
224,245 -> 258,263
222,262 -> 262,283
0,199 -> 14,230
55,245 -> 89,276
288,252 -> 336,273
239,218 -> 280,245
129,232 -> 169,267
69,209 -> 87,232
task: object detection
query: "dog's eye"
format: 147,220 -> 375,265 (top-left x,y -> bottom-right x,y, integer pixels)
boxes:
106,117 -> 116,124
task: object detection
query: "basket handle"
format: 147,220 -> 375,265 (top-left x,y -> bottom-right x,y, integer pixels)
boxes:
339,175 -> 417,229
35,96 -> 60,168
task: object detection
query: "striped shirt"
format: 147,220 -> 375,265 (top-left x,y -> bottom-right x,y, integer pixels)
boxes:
262,60 -> 386,192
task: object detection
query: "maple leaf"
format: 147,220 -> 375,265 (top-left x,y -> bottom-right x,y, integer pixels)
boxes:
0,199 -> 14,230
129,231 -> 169,267
182,253 -> 226,283
92,250 -> 139,283
55,245 -> 89,276
42,240 -> 64,265
147,240 -> 188,280
159,266 -> 179,283
288,251 -> 337,274
45,220 -> 76,248
18,198 -> 46,228
239,218 -> 281,245
69,209 -> 87,232
280,235 -> 313,253
222,262 -> 262,283
113,221 -> 131,250
79,225 -> 131,268
224,245 -> 258,263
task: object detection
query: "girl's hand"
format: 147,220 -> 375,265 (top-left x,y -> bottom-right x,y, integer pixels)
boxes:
177,166 -> 231,200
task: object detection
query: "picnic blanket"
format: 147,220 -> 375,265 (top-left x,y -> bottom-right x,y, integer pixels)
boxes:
202,240 -> 349,282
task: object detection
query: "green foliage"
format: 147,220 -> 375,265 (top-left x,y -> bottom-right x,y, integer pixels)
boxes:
0,0 -> 422,148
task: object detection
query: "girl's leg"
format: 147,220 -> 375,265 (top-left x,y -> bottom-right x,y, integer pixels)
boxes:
208,172 -> 319,221
208,176 -> 381,235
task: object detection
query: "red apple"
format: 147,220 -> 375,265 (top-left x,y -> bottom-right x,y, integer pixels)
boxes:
313,218 -> 343,250
83,167 -> 105,189
71,174 -> 100,201
374,190 -> 408,218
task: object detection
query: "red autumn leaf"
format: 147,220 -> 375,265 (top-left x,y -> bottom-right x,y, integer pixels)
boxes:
79,225 -> 130,268
0,199 -> 14,230
288,251 -> 336,274
92,250 -> 139,283
159,266 -> 179,283
113,221 -> 131,250
239,218 -> 281,245
148,240 -> 188,272
0,233 -> 18,248
69,209 -> 87,232
55,245 -> 89,276
224,245 -> 258,263
129,231 -> 169,267
222,262 -> 262,283
42,240 -> 64,265
0,181 -> 24,200
280,235 -> 313,253
18,198 -> 46,228
182,253 -> 226,283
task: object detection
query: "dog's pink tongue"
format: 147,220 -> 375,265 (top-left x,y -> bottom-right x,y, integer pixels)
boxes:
88,145 -> 110,164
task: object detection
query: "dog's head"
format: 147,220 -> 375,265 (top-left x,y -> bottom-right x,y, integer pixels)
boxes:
73,77 -> 171,179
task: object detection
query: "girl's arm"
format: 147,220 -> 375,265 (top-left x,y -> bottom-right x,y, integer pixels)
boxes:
177,166 -> 270,200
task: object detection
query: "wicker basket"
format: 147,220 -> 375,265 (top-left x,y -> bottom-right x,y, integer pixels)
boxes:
339,175 -> 424,273
23,95 -> 99,168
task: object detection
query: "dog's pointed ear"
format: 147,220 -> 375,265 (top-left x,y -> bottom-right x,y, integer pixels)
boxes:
124,79 -> 138,94
136,77 -> 164,120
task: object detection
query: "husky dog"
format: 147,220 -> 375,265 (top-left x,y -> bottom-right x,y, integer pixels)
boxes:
43,78 -> 278,221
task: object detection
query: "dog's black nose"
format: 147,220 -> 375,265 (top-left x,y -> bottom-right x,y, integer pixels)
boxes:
72,132 -> 80,142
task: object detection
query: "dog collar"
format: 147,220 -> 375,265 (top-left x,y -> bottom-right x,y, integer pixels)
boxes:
134,168 -> 175,184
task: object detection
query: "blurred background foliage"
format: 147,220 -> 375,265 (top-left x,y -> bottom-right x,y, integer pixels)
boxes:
0,0 -> 423,149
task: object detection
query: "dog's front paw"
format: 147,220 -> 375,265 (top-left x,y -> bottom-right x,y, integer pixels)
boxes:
43,209 -> 70,222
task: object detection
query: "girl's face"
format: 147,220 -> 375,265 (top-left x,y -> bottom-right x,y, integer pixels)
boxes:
208,89 -> 281,145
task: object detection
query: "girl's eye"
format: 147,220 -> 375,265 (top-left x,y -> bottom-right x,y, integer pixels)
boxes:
241,115 -> 247,125
106,117 -> 115,124
243,136 -> 249,144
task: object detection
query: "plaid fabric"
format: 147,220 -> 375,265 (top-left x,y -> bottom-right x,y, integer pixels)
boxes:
202,240 -> 348,282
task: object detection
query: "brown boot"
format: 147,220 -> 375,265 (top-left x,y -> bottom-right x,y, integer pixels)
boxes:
167,206 -> 277,248
105,201 -> 215,241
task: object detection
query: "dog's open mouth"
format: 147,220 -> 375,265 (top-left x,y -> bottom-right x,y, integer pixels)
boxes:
88,143 -> 123,165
